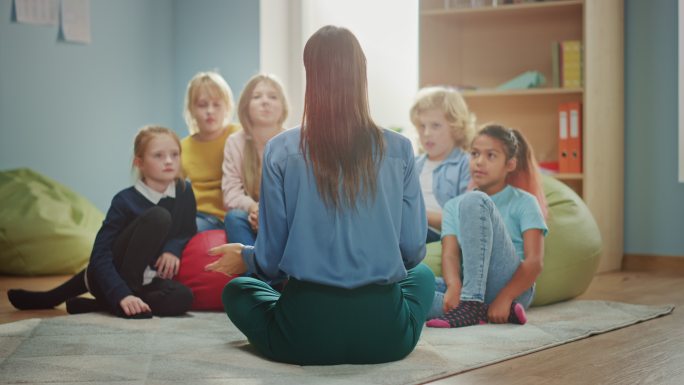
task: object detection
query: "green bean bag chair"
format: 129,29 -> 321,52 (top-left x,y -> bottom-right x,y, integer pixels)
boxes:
423,174 -> 602,306
0,168 -> 104,275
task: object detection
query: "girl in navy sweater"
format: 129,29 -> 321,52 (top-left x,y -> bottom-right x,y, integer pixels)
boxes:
9,125 -> 197,318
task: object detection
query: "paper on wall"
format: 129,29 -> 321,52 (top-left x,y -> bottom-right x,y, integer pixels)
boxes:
59,0 -> 91,44
13,0 -> 58,26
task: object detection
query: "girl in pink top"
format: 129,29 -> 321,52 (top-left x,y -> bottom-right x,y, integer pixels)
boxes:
222,74 -> 289,246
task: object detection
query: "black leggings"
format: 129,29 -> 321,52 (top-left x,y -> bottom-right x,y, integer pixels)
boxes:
88,207 -> 193,317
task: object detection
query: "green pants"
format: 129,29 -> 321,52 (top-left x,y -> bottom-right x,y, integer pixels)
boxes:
222,263 -> 435,365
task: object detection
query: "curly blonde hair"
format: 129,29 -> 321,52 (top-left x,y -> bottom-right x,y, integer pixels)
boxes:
410,86 -> 476,151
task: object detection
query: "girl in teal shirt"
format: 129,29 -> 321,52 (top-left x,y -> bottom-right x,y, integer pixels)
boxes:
427,124 -> 548,328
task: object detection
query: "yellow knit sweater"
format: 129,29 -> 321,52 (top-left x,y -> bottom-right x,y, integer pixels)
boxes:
181,124 -> 240,220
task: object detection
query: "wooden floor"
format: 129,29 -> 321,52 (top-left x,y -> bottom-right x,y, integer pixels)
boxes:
1,270 -> 683,384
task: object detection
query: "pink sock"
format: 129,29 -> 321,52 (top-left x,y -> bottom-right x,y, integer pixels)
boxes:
509,302 -> 527,325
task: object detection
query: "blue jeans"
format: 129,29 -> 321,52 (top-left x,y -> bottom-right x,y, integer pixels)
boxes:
426,192 -> 534,319
224,210 -> 257,246
196,212 -> 224,232
426,228 -> 440,243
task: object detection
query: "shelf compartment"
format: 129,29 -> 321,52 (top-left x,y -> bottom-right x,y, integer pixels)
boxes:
420,1 -> 583,90
464,91 -> 582,163
462,87 -> 582,98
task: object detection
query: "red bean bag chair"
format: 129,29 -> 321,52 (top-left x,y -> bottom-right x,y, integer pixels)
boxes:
175,229 -> 237,310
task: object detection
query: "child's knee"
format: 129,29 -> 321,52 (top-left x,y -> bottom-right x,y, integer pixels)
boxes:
141,206 -> 172,229
459,191 -> 494,217
224,210 -> 248,223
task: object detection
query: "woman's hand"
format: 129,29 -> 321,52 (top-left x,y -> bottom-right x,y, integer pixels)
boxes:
487,295 -> 513,324
442,283 -> 462,313
248,204 -> 259,232
120,295 -> 151,316
205,243 -> 248,276
155,252 -> 180,279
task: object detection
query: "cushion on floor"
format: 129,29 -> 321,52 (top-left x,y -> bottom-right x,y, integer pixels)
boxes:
0,168 -> 104,275
422,174 -> 602,306
175,229 -> 238,310
532,175 -> 602,306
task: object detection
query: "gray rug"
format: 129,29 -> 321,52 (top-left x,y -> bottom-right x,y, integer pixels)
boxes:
0,300 -> 673,385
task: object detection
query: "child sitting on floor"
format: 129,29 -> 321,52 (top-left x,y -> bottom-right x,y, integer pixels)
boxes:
8,126 -> 196,318
427,124 -> 548,328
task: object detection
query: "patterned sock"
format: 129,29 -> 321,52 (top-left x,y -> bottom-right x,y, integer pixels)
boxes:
66,297 -> 105,314
508,302 -> 528,325
426,300 -> 488,328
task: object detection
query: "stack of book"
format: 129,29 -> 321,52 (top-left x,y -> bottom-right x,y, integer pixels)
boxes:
551,40 -> 583,88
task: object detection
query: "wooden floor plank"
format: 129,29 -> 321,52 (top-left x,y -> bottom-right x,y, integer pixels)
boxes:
430,271 -> 684,384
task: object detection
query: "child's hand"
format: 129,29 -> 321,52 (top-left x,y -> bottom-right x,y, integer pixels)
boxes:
442,285 -> 462,313
120,295 -> 151,316
205,243 -> 247,276
248,205 -> 259,232
155,252 -> 180,279
487,296 -> 513,324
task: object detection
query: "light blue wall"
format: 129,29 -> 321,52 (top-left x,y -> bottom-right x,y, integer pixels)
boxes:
0,0 -> 174,211
0,0 -> 259,211
625,0 -> 684,256
172,0 -> 260,134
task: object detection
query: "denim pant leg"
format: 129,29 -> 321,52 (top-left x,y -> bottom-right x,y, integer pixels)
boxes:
196,212 -> 224,232
427,277 -> 447,319
426,228 -> 441,243
224,210 -> 257,246
458,191 -> 527,305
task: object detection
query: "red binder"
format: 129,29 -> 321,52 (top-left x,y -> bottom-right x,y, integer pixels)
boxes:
558,103 -> 571,173
567,102 -> 583,173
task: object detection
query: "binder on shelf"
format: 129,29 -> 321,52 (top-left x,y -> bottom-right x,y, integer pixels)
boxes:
558,103 -> 571,173
561,40 -> 582,88
567,101 -> 583,173
551,41 -> 561,88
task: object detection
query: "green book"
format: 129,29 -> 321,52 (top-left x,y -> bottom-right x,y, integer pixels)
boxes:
551,41 -> 560,88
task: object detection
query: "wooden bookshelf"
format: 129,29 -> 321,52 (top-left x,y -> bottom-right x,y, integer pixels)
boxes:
421,0 -> 583,18
419,0 -> 624,271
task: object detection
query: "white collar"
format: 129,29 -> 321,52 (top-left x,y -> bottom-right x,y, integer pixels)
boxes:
134,179 -> 176,204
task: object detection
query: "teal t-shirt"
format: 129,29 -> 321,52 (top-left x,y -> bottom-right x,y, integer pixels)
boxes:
441,185 -> 548,261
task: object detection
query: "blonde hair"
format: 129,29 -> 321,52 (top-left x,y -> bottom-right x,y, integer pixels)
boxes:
237,73 -> 289,201
410,86 -> 476,151
183,71 -> 235,135
132,125 -> 184,183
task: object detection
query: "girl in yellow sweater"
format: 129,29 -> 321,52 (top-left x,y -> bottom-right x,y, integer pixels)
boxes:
181,71 -> 240,232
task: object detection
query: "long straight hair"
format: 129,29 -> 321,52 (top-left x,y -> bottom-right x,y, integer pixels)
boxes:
478,124 -> 548,218
238,74 -> 289,201
300,25 -> 385,210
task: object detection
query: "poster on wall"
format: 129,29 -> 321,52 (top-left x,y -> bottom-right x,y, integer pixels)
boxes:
59,0 -> 91,44
13,0 -> 58,26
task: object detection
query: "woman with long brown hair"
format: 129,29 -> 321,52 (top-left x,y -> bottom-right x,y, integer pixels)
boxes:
206,25 -> 434,365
